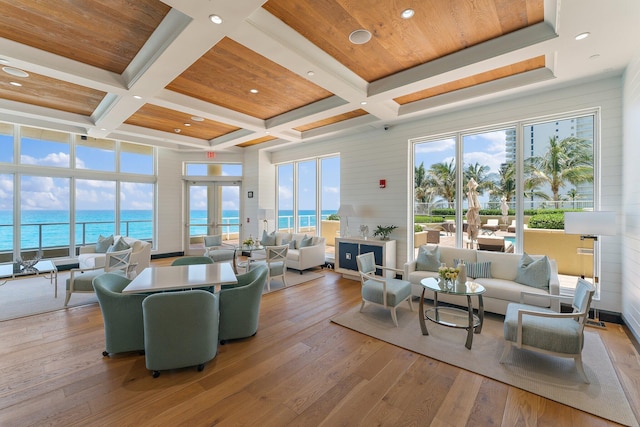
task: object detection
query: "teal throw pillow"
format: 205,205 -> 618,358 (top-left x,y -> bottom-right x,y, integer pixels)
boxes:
299,235 -> 313,248
204,235 -> 222,247
453,259 -> 492,278
416,245 -> 440,271
95,234 -> 114,253
282,238 -> 297,249
515,253 -> 550,289
108,236 -> 130,252
260,230 -> 276,246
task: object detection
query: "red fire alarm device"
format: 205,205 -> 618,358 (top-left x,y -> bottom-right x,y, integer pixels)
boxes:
379,179 -> 386,188
207,151 -> 215,159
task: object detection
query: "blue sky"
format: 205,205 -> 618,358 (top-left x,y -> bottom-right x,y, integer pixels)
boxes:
0,137 -> 154,211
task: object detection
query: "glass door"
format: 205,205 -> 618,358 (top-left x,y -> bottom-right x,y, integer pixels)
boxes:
185,181 -> 241,255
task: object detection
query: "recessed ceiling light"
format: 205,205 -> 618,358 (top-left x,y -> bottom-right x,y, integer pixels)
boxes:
360,101 -> 367,105
349,29 -> 372,45
401,9 -> 415,19
307,71 -> 315,77
265,131 -> 270,134
100,128 -> 107,131
191,116 -> 204,122
9,81 -> 22,87
2,66 -> 29,78
209,14 -> 222,24
250,89 -> 259,94
174,128 -> 181,133
575,32 -> 590,41
133,95 -> 142,99
184,123 -> 191,127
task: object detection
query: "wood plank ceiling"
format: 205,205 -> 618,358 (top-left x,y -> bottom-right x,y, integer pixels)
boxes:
0,0 -> 553,151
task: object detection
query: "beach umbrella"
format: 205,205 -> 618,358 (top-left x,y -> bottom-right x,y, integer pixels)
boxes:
466,178 -> 481,242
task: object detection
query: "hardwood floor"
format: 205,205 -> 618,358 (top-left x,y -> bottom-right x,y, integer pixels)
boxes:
1,257 -> 639,426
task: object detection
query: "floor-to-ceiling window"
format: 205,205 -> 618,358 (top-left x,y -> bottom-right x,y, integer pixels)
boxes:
276,155 -> 340,256
0,122 -> 157,263
412,112 -> 597,295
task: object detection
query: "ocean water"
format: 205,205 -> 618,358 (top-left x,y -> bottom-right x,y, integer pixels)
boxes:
0,209 -> 337,251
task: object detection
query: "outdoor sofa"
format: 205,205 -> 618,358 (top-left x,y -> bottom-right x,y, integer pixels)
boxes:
404,244 -> 560,315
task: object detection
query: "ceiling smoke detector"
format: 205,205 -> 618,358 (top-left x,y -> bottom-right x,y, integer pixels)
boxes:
349,29 -> 372,45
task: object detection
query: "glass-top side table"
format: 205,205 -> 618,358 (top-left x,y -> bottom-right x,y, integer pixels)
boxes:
418,277 -> 486,349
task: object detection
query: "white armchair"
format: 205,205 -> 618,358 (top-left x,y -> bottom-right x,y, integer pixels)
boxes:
79,236 -> 151,276
501,278 -> 596,383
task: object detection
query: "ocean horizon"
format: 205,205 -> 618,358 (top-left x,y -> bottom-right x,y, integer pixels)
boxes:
0,209 -> 337,251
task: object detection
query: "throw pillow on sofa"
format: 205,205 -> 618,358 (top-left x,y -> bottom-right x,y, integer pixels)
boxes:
416,245 -> 440,271
95,234 -> 114,253
299,235 -> 314,248
282,239 -> 297,249
260,230 -> 276,246
515,253 -> 550,290
108,236 -> 130,252
454,259 -> 492,278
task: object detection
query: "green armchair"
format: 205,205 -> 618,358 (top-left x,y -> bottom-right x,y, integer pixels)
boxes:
218,264 -> 268,343
143,290 -> 219,378
93,273 -> 147,357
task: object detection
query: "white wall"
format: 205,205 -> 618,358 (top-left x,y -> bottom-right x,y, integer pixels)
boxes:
622,52 -> 640,340
268,76 -> 625,313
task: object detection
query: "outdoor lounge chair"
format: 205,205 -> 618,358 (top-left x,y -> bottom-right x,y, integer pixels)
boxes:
483,219 -> 500,232
477,236 -> 513,252
507,220 -> 517,233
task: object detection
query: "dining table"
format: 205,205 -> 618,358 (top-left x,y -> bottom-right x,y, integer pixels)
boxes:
122,263 -> 237,294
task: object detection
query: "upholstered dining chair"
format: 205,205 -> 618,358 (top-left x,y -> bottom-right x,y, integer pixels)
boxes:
218,264 -> 268,343
356,252 -> 413,327
171,256 -> 213,266
142,289 -> 219,378
500,278 -> 596,383
65,248 -> 132,306
251,244 -> 288,292
93,273 -> 146,357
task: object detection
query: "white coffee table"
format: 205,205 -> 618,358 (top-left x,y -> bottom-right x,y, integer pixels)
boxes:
122,263 -> 237,294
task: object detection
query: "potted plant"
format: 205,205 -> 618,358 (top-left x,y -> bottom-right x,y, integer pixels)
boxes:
373,225 -> 398,240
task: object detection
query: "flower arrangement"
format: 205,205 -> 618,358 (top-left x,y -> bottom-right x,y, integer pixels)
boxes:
242,237 -> 255,247
438,265 -> 459,282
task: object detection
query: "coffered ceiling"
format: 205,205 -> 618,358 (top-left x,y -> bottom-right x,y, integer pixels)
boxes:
0,0 -> 638,152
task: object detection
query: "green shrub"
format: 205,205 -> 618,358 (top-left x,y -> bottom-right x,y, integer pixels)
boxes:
325,214 -> 340,221
431,208 -> 456,216
414,215 -> 446,223
414,224 -> 423,232
528,213 -> 565,229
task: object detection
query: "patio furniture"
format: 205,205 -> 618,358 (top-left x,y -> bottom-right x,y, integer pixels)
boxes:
93,273 -> 146,357
507,220 -> 517,233
477,236 -> 513,252
356,252 -> 413,327
65,248 -> 132,306
483,219 -> 500,232
143,289 -> 219,378
501,278 -> 596,383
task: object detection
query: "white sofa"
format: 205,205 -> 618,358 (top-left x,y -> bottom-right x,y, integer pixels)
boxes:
78,236 -> 151,276
258,231 -> 326,273
404,244 -> 560,315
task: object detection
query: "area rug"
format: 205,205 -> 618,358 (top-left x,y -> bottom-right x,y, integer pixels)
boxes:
0,271 -> 98,321
263,270 -> 324,294
331,304 -> 638,426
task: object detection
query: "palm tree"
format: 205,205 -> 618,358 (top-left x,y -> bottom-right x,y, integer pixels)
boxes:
424,160 -> 456,208
491,162 -> 516,203
464,162 -> 493,195
526,136 -> 593,208
565,188 -> 580,209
